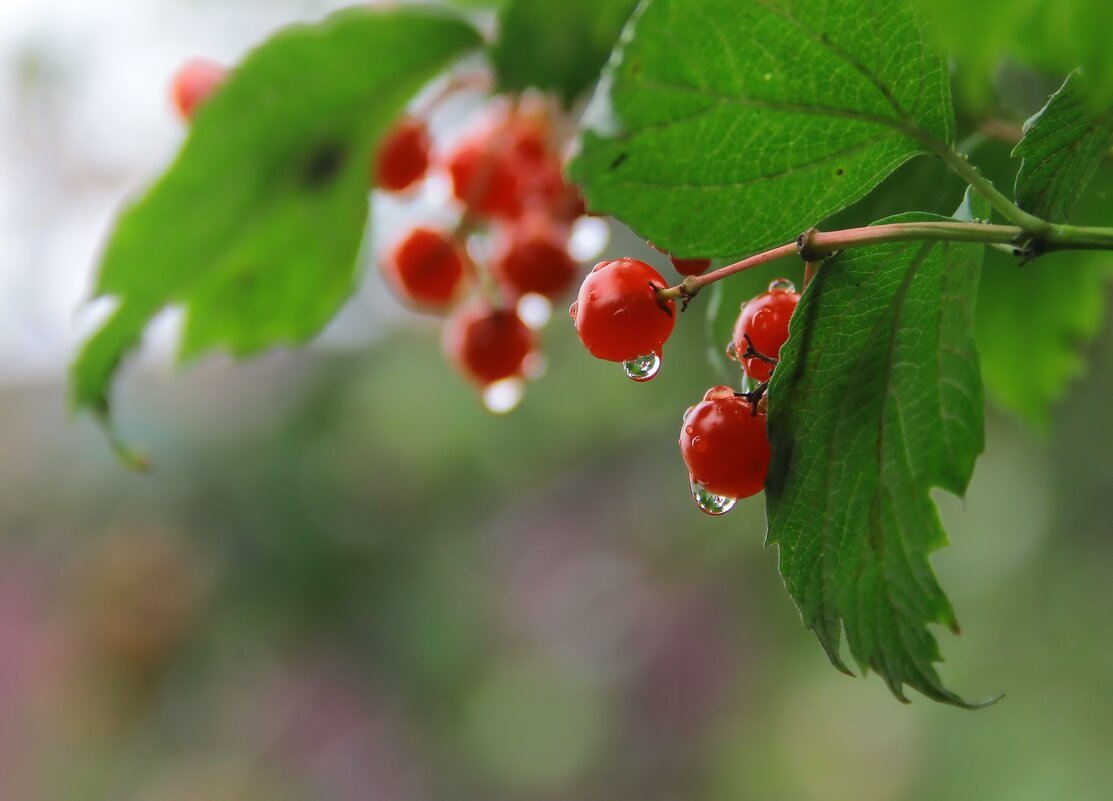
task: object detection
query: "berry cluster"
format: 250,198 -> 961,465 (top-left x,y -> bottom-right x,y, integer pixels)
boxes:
379,98 -> 589,409
171,58 -> 591,412
572,261 -> 800,515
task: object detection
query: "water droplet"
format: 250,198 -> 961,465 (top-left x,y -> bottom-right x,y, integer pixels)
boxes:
691,435 -> 708,453
740,370 -> 760,393
768,277 -> 796,293
482,379 -> 524,414
518,293 -> 552,329
690,477 -> 737,516
683,405 -> 696,422
622,352 -> 661,382
568,300 -> 579,319
725,341 -> 739,361
684,424 -> 695,436
569,216 -> 610,262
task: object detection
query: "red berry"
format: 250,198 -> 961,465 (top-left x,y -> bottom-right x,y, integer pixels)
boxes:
444,303 -> 534,386
730,279 -> 800,382
493,215 -> 577,298
171,59 -> 226,120
521,160 -> 586,223
680,386 -> 771,501
669,256 -> 712,276
384,228 -> 467,310
375,117 -> 431,192
446,139 -> 523,220
570,257 -> 675,363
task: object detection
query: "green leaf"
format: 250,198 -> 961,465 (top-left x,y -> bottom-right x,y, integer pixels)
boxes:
967,139 -> 1113,427
764,200 -> 993,707
1013,71 -> 1113,222
71,8 -> 482,422
914,0 -> 1113,111
571,0 -> 954,260
491,0 -> 640,105
976,249 -> 1110,428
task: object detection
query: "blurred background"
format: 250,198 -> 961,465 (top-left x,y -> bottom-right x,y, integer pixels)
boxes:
2,1 -> 1113,799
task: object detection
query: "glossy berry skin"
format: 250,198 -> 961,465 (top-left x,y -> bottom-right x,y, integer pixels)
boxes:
570,258 -> 675,362
171,59 -> 226,120
385,228 -> 466,310
669,256 -> 712,276
375,117 -> 431,192
446,140 -> 523,220
493,215 -> 577,298
680,387 -> 771,500
444,304 -> 534,386
731,280 -> 800,382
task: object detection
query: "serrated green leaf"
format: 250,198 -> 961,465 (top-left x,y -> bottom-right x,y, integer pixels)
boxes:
764,202 -> 993,707
491,0 -> 640,105
1013,72 -> 1113,222
71,8 -> 482,421
571,0 -> 954,260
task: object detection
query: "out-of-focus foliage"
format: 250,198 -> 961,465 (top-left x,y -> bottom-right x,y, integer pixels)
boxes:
491,0 -> 639,105
914,0 -> 1113,110
71,8 -> 481,421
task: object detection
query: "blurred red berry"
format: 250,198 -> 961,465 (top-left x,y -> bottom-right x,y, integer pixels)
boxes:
444,303 -> 534,386
384,228 -> 467,310
375,117 -> 431,192
171,58 -> 226,120
493,215 -> 577,298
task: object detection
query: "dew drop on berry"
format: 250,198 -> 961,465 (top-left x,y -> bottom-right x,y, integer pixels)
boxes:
683,405 -> 696,422
690,435 -> 708,454
482,378 -> 525,415
622,352 -> 661,382
568,300 -> 579,320
517,293 -> 552,329
725,341 -> 739,362
768,277 -> 796,293
690,477 -> 737,516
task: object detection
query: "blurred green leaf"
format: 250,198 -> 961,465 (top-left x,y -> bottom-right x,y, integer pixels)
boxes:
571,0 -> 953,260
971,139 -> 1113,427
976,249 -> 1111,428
914,0 -> 1113,111
765,199 -> 991,707
71,8 -> 481,421
491,0 -> 639,105
1013,71 -> 1113,222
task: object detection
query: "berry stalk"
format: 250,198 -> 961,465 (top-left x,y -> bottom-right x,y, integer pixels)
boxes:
656,219 -> 1113,302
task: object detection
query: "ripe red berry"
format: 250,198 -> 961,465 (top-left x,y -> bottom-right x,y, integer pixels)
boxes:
493,215 -> 577,298
680,386 -> 771,503
171,59 -> 226,120
669,256 -> 712,276
446,139 -> 523,220
569,257 -> 675,363
444,303 -> 534,386
730,279 -> 800,382
375,117 -> 431,192
384,228 -> 467,310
